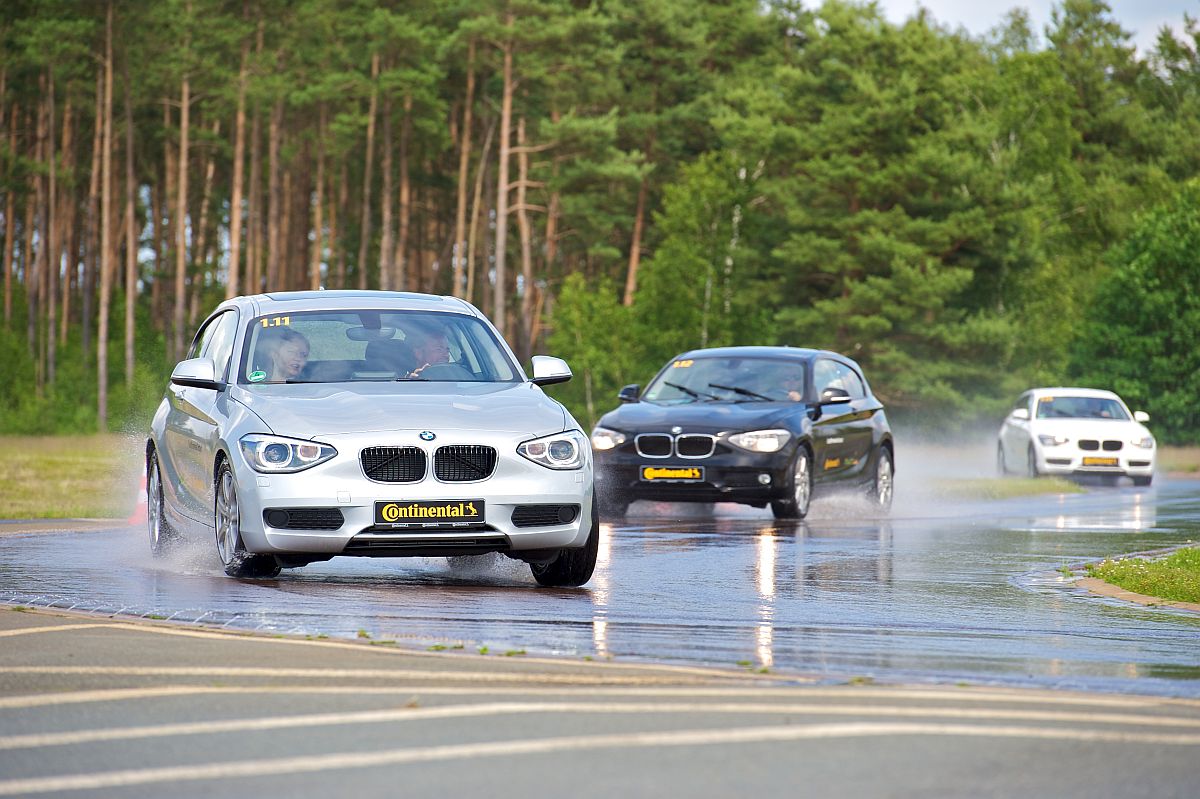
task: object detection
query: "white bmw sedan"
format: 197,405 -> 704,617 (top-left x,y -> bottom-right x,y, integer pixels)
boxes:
146,290 -> 597,586
996,387 -> 1155,486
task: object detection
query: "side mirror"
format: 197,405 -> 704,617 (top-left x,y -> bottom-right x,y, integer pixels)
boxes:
171,357 -> 223,391
530,355 -> 572,386
819,388 -> 852,405
617,384 -> 640,403
1010,408 -> 1030,421
1134,410 -> 1150,423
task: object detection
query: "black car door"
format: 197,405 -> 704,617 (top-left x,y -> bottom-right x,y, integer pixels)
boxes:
810,358 -> 856,480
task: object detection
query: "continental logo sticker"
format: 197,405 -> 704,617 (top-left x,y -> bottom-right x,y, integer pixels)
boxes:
641,466 -> 704,482
671,359 -> 694,368
374,499 -> 484,525
823,458 -> 841,470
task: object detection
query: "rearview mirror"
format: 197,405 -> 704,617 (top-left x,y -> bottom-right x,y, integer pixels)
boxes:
618,384 -> 640,403
1011,408 -> 1030,421
171,357 -> 223,391
1134,410 -> 1150,423
530,355 -> 572,386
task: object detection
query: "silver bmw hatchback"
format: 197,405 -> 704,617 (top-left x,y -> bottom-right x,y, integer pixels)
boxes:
146,290 -> 597,587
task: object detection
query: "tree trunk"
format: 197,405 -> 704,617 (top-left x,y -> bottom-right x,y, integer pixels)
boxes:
516,116 -> 534,362
265,98 -> 282,290
310,103 -> 325,290
173,69 -> 190,361
378,94 -> 393,290
623,135 -> 654,307
356,52 -> 379,289
29,90 -> 45,369
452,39 -> 475,298
226,35 -> 248,299
493,21 -> 514,334
98,1 -> 114,428
332,158 -> 347,288
46,69 -> 58,387
467,116 -> 495,306
190,118 -> 219,322
394,94 -> 412,292
123,60 -> 137,386
57,98 -> 76,345
2,164 -> 13,327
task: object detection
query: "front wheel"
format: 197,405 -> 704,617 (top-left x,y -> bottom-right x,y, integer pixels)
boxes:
147,451 -> 179,556
214,461 -> 280,578
869,447 -> 894,511
996,444 -> 1008,477
1026,444 -> 1040,478
1132,475 -> 1153,487
771,446 -> 813,520
530,498 -> 600,587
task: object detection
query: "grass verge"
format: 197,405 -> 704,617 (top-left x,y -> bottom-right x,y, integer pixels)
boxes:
1159,446 -> 1200,474
0,435 -> 142,519
933,476 -> 1085,500
1087,547 -> 1200,604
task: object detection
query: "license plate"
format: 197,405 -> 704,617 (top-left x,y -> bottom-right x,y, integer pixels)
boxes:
641,466 -> 704,482
1082,457 -> 1118,467
374,499 -> 485,527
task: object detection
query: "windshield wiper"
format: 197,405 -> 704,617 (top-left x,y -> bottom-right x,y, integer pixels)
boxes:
663,380 -> 717,401
708,382 -> 772,402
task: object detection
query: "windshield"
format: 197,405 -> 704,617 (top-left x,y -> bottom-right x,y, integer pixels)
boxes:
642,357 -> 807,404
1035,395 -> 1130,420
239,310 -> 520,384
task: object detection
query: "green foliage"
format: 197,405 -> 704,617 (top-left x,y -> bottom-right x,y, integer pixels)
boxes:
1087,547 -> 1200,604
1070,181 -> 1200,443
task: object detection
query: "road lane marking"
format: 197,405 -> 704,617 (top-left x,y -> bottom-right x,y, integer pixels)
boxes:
1,677 -> 1194,711
0,623 -> 125,638
2,700 -> 1199,750
0,722 -> 1197,795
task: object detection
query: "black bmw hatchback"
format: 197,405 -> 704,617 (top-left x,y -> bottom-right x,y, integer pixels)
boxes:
591,346 -> 894,518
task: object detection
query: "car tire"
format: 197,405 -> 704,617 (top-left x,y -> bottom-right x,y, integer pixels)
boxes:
1132,475 -> 1153,487
214,460 -> 280,579
996,444 -> 1008,477
530,497 -> 599,587
771,446 -> 813,520
1026,444 -> 1040,478
869,446 -> 894,511
147,451 -> 179,556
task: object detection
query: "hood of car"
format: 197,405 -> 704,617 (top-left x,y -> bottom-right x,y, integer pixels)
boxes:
1030,418 -> 1152,442
230,382 -> 568,438
597,400 -> 798,434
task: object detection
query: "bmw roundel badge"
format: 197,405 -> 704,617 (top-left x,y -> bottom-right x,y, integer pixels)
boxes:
419,431 -> 436,442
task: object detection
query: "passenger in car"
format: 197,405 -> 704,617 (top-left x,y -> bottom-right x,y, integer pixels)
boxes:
264,329 -> 310,382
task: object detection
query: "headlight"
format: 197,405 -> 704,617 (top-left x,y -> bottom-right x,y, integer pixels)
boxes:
590,427 -> 626,451
1131,436 -> 1155,449
728,429 -> 791,453
1038,434 -> 1069,447
518,430 -> 588,470
239,434 -> 337,473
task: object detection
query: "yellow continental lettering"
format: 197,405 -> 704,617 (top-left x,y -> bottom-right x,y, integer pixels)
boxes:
824,459 -> 840,470
671,359 -> 694,368
644,467 -> 701,480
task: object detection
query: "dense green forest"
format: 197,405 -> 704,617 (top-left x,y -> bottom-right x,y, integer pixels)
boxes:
2,0 -> 1199,441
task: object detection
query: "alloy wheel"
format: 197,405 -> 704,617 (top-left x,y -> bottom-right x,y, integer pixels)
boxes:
215,466 -> 240,566
875,450 -> 893,508
793,450 -> 811,514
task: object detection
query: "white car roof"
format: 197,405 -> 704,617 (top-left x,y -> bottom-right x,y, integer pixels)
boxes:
1027,387 -> 1123,400
218,290 -> 483,318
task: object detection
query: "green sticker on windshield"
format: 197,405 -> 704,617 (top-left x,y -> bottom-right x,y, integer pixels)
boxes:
248,370 -> 267,383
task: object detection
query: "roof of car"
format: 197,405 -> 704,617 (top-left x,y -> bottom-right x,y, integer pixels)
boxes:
1028,387 -> 1122,399
219,290 -> 481,317
674,345 -> 853,364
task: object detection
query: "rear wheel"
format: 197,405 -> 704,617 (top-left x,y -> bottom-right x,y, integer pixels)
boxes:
214,461 -> 280,578
147,451 -> 179,556
870,447 -> 894,511
771,447 -> 812,520
530,498 -> 599,587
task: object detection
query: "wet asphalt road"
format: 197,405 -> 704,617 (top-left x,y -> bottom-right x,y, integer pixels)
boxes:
1,469 -> 1198,697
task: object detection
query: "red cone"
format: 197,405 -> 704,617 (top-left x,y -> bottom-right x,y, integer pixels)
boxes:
128,465 -> 148,526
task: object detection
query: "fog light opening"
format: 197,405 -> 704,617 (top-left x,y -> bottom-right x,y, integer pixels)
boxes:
757,473 -> 772,485
266,509 -> 290,528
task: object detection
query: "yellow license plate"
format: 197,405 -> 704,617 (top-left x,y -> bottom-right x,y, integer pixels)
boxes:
1082,457 -> 1118,467
641,466 -> 704,482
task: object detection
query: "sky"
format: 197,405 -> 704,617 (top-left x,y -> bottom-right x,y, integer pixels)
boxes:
875,0 -> 1196,54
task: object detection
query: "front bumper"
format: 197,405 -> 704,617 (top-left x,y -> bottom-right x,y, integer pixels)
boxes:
230,439 -> 593,556
1035,446 -> 1155,478
595,445 -> 793,505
